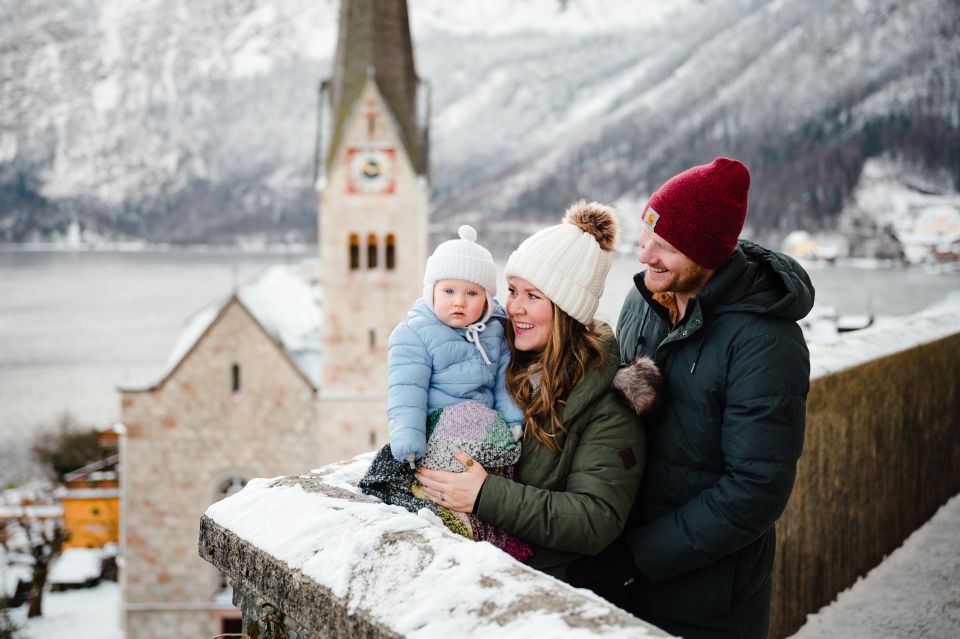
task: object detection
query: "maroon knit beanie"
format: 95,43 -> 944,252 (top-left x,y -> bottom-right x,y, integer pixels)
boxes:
642,157 -> 750,269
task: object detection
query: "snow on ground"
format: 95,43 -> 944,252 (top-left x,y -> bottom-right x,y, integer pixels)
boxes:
48,548 -> 103,586
6,582 -> 122,639
789,494 -> 960,638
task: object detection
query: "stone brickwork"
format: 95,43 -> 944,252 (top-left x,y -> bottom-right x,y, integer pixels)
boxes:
122,300 -> 321,639
314,395 -> 388,464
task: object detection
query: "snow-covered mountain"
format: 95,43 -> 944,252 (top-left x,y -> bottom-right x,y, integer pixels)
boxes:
1,0 -> 957,243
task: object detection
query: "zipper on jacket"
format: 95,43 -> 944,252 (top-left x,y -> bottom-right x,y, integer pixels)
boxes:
690,321 -> 706,374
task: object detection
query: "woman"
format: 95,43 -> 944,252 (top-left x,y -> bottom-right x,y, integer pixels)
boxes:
415,201 -> 659,585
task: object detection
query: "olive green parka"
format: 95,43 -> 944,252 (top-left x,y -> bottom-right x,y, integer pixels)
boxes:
615,240 -> 813,638
474,329 -> 650,580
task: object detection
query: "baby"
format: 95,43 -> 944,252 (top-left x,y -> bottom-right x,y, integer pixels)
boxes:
387,225 -> 524,464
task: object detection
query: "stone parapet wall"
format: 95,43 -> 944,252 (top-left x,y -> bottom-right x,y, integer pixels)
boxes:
199,456 -> 669,638
771,306 -> 960,638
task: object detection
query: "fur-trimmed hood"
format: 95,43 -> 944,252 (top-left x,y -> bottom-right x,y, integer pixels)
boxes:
612,356 -> 663,415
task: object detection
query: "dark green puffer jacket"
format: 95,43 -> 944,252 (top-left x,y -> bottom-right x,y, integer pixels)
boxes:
475,329 -> 648,581
616,240 -> 813,637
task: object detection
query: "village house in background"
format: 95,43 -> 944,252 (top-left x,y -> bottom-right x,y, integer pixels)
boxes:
61,423 -> 121,551
117,0 -> 430,637
781,158 -> 960,265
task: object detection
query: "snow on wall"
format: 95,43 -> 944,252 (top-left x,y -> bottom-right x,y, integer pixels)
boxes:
809,292 -> 960,379
204,454 -> 668,638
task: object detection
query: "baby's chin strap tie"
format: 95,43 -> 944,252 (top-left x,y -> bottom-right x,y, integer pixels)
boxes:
465,321 -> 492,365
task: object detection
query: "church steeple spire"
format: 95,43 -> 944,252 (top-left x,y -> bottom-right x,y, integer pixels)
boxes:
322,0 -> 427,177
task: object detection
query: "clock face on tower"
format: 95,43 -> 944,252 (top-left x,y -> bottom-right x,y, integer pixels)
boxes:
347,147 -> 396,194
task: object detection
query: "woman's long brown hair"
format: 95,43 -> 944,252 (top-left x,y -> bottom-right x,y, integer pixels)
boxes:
506,304 -> 609,451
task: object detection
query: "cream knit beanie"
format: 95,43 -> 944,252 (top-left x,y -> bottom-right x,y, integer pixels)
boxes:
422,225 -> 498,308
505,201 -> 618,325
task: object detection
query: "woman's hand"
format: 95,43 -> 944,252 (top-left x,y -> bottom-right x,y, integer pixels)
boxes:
415,450 -> 488,513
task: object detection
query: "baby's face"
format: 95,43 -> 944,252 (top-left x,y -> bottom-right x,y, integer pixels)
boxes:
433,279 -> 487,328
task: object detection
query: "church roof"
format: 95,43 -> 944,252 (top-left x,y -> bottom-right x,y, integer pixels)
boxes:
120,264 -> 322,392
324,0 -> 426,175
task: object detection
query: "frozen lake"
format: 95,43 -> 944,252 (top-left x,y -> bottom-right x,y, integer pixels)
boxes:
1,247 -> 958,481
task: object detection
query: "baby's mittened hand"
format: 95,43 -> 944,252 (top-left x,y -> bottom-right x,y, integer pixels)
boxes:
390,429 -> 427,464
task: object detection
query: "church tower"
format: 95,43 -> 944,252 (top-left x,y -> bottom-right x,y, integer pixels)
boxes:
316,0 -> 429,458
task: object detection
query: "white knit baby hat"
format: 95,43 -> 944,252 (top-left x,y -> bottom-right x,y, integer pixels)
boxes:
504,201 -> 618,325
422,224 -> 498,307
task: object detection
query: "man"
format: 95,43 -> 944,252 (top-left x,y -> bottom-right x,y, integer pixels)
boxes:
615,158 -> 814,638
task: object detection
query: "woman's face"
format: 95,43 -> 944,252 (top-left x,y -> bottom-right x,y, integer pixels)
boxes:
506,276 -> 553,352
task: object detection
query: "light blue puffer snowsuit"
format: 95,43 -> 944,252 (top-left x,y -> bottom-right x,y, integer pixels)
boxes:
387,298 -> 524,462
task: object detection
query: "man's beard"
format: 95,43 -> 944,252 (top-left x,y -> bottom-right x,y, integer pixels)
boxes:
643,262 -> 713,296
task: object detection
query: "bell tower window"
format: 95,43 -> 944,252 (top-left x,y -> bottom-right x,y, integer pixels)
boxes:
349,234 -> 360,270
386,234 -> 396,270
367,234 -> 378,269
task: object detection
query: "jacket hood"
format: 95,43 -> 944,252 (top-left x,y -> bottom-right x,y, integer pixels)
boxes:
698,240 -> 815,321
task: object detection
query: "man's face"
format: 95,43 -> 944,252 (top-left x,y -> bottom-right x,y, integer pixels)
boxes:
637,228 -> 713,296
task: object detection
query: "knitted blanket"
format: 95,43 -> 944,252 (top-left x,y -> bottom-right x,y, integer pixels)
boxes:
359,401 -> 532,563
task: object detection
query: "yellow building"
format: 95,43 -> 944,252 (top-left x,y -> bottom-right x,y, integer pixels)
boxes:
62,454 -> 120,549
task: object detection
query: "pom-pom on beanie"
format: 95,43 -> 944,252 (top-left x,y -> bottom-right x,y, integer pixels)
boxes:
505,201 -> 618,325
642,157 -> 750,269
422,225 -> 498,308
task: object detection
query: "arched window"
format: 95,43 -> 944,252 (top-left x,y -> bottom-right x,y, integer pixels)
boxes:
349,233 -> 360,270
231,364 -> 241,393
385,234 -> 396,270
367,234 -> 378,269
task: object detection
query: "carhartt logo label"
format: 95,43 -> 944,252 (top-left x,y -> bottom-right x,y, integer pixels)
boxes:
643,207 -> 660,229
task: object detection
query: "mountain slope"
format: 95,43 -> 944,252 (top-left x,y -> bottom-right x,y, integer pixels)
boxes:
0,0 -> 956,243
428,0 -> 960,237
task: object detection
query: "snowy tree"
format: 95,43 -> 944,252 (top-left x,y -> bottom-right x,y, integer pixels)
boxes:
23,519 -> 66,619
1,516 -> 67,619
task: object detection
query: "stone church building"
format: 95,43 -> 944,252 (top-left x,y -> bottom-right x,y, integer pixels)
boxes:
119,1 -> 430,636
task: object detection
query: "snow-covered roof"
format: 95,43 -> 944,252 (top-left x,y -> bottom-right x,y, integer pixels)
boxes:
64,488 -> 119,499
49,548 -> 104,585
63,454 -> 119,483
203,453 -> 668,638
120,263 -> 322,392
